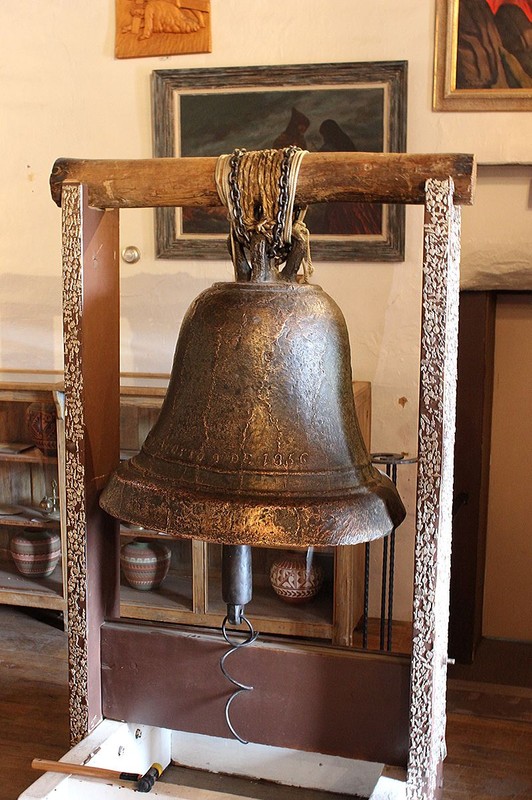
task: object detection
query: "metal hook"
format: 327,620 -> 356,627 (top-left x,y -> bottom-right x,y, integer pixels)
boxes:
220,615 -> 259,744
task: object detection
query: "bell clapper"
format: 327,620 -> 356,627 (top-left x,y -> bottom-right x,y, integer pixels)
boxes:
221,544 -> 253,625
220,544 -> 259,744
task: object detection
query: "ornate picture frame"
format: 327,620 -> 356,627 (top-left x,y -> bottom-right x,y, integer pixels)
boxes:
434,0 -> 532,111
152,62 -> 407,262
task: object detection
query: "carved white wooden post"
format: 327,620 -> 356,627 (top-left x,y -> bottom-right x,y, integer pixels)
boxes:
407,178 -> 461,799
62,184 -> 120,744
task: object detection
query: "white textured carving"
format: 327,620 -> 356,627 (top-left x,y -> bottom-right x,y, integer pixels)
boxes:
62,183 -> 89,745
407,179 -> 460,800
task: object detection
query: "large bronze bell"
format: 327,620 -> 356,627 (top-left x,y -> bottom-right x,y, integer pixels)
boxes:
100,234 -> 405,548
101,150 -> 406,740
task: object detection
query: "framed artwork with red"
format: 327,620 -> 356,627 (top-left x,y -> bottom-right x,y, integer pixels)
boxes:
434,0 -> 532,110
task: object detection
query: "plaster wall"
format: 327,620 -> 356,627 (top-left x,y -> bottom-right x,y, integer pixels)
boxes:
1,0 -> 530,621
461,166 -> 532,290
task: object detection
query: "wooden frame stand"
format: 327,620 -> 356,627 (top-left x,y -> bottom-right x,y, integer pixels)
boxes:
50,151 -> 474,800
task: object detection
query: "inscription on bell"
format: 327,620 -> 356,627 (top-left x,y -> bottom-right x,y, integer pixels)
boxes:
263,452 -> 309,467
168,444 -> 309,469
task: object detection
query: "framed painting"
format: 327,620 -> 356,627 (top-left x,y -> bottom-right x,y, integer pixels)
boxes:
152,62 -> 407,262
434,0 -> 532,110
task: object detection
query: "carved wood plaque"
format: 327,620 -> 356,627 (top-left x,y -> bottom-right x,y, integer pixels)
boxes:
115,0 -> 211,59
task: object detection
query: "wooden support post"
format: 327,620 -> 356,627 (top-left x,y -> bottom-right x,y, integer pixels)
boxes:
407,179 -> 461,799
62,184 -> 120,744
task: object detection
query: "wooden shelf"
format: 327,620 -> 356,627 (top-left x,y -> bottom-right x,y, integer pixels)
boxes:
0,370 -> 63,402
120,373 -> 168,397
119,555 -> 334,640
0,375 -> 66,616
0,446 -> 58,464
120,571 -> 193,619
351,619 -> 413,657
0,509 -> 61,530
208,576 -> 333,639
119,524 -> 161,538
0,561 -> 64,611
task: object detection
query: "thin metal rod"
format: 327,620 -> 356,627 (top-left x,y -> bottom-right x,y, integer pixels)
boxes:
380,458 -> 392,651
362,542 -> 371,649
387,530 -> 396,651
372,452 -> 416,652
380,535 -> 389,651
386,462 -> 398,651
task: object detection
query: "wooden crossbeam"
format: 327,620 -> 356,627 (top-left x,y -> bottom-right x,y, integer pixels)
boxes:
50,152 -> 475,209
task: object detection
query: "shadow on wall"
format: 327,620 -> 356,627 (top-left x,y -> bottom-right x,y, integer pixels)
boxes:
0,274 -> 63,370
460,165 -> 532,291
0,269 -> 231,373
119,269 -> 231,374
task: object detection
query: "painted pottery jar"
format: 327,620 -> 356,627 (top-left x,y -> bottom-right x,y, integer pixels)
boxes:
10,529 -> 61,578
25,402 -> 57,457
270,552 -> 324,604
120,538 -> 171,591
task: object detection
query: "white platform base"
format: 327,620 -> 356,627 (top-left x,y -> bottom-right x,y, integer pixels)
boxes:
19,720 -> 172,799
171,730 -> 387,797
19,721 -> 407,799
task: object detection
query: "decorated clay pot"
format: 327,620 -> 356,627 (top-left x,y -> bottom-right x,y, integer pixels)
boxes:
270,552 -> 324,604
120,539 -> 171,591
10,529 -> 61,578
25,402 -> 57,457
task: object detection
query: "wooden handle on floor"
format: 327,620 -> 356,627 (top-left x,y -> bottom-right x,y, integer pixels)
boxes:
31,757 -> 139,782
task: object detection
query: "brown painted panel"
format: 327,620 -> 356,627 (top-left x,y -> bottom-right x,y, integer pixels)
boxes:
81,201 -> 121,727
101,621 -> 410,766
81,201 -> 121,614
449,291 -> 495,664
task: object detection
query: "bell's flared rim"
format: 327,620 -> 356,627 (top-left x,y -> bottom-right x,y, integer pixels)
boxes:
100,459 -> 406,547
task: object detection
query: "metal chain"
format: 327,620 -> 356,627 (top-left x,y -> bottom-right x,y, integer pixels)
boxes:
271,145 -> 300,260
227,148 -> 251,248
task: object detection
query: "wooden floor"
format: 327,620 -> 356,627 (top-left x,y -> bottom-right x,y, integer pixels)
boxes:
0,607 -> 69,800
0,605 -> 530,800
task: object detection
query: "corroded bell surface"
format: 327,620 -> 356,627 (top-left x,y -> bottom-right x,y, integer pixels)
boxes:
100,271 -> 405,547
